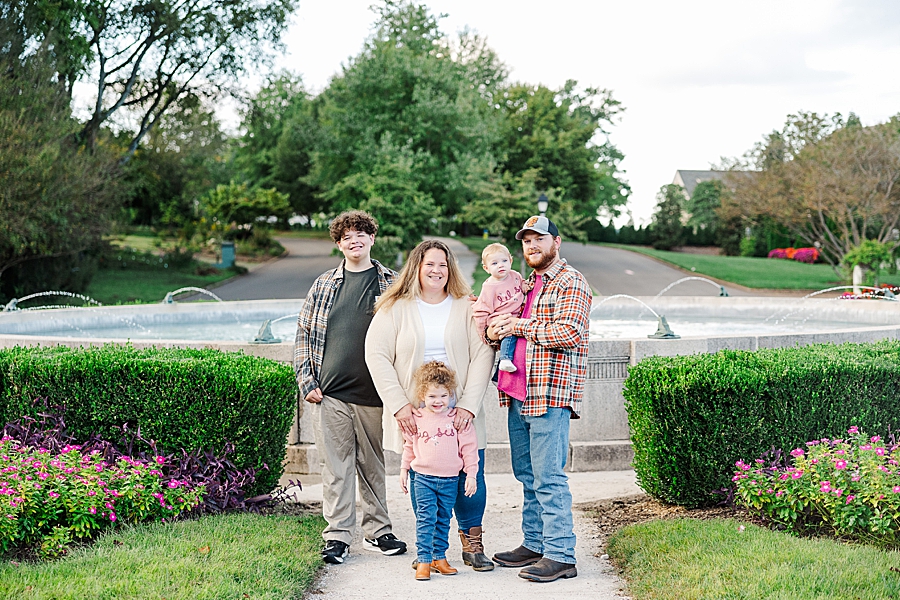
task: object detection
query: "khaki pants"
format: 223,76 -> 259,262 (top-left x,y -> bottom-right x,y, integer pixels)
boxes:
314,394 -> 392,545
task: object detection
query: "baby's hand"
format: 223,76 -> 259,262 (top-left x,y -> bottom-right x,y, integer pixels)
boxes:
400,469 -> 409,494
521,280 -> 533,293
464,475 -> 477,497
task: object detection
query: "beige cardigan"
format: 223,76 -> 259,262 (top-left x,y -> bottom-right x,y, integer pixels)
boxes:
365,296 -> 495,454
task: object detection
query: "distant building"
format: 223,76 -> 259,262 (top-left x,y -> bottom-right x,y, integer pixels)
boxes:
672,170 -> 727,198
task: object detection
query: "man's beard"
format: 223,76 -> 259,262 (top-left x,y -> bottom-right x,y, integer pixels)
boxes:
524,244 -> 558,271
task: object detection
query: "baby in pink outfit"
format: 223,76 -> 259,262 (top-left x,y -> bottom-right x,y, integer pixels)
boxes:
401,361 -> 478,580
473,243 -> 525,372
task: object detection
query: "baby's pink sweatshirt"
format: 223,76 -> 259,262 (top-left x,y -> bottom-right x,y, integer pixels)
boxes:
401,410 -> 479,478
472,271 -> 525,330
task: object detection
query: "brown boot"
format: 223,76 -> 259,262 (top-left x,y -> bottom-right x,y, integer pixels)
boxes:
430,558 -> 458,575
415,562 -> 432,580
458,527 -> 495,571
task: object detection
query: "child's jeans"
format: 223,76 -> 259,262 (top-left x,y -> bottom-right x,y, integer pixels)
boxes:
413,472 -> 458,563
499,334 -> 517,362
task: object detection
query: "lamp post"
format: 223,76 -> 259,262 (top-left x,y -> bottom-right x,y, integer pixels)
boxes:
537,193 -> 548,217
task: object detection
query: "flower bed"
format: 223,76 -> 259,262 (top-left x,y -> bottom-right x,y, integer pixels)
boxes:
0,439 -> 202,557
767,247 -> 819,263
734,427 -> 900,546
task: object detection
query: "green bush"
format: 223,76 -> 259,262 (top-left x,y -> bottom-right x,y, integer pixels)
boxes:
0,345 -> 296,495
623,340 -> 900,507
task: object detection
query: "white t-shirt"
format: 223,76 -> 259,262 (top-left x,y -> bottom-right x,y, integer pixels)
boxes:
416,295 -> 453,366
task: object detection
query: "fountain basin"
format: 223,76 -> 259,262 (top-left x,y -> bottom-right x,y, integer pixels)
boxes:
1,296 -> 898,475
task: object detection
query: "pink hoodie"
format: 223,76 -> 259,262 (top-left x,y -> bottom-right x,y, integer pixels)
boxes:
401,410 -> 479,478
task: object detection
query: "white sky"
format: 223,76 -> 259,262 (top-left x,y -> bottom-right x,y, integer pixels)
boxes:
259,0 -> 900,225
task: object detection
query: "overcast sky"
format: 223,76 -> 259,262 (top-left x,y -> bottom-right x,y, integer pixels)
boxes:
262,0 -> 900,225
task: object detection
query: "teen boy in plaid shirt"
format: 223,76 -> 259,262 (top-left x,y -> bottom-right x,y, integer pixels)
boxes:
294,210 -> 407,564
484,215 -> 591,583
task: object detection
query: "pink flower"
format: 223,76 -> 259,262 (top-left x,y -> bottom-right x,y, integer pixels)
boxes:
87,490 -> 96,497
811,459 -> 819,465
876,448 -> 886,456
892,486 -> 900,494
779,473 -> 790,481
872,436 -> 881,442
792,471 -> 804,479
835,460 -> 847,470
48,491 -> 60,498
167,481 -> 180,489
834,489 -> 843,497
835,450 -> 845,455
155,456 -> 165,465
846,495 -> 856,504
790,448 -> 805,458
89,507 -> 97,514
848,426 -> 859,434
109,513 -> 116,522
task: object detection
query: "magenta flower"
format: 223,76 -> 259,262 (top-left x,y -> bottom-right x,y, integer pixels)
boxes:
48,491 -> 60,498
876,448 -> 886,456
89,507 -> 97,514
892,486 -> 900,494
835,450 -> 845,456
109,513 -> 116,522
848,426 -> 859,434
155,456 -> 165,465
846,495 -> 855,504
835,460 -> 848,470
872,436 -> 881,442
167,480 -> 180,489
792,471 -> 804,479
790,448 -> 805,458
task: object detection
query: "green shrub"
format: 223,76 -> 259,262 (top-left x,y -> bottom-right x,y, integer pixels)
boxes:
0,345 -> 295,495
623,340 -> 900,507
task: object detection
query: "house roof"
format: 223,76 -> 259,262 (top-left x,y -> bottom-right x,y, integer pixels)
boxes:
672,170 -> 727,198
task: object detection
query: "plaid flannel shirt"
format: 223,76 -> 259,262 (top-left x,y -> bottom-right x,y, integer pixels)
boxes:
293,259 -> 396,397
496,258 -> 591,417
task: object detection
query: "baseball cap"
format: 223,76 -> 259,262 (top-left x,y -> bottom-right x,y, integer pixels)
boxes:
515,215 -> 560,240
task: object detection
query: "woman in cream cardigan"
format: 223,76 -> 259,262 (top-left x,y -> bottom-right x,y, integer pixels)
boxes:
365,239 -> 495,572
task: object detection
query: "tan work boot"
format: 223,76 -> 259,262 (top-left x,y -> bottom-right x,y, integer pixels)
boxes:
458,527 -> 495,571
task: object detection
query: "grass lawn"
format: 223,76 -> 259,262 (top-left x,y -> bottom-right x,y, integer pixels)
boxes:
272,229 -> 332,240
87,261 -> 235,305
607,518 -> 900,599
457,237 -> 525,295
0,513 -> 325,600
599,243 -> 900,290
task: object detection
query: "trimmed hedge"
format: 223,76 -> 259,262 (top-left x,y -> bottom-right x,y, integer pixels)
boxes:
0,345 -> 296,495
623,340 -> 900,507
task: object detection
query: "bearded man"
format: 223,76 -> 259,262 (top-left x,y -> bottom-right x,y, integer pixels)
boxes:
483,215 -> 591,583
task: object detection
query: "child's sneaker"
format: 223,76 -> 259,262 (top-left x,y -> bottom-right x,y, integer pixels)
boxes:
498,359 -> 516,372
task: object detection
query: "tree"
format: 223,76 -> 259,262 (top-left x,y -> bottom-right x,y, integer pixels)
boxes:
842,239 -> 897,286
725,113 -> 900,272
12,0 -> 298,160
200,182 -> 291,229
685,179 -> 724,233
0,28 -> 120,293
651,184 -> 686,250
310,1 -> 500,221
235,73 -> 325,222
496,81 -> 629,221
123,95 -> 229,227
322,138 -> 438,265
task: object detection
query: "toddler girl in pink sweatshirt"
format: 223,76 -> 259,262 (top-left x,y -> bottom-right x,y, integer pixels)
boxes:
401,361 -> 479,580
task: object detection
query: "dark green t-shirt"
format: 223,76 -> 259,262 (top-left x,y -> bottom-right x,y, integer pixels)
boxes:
318,267 -> 382,406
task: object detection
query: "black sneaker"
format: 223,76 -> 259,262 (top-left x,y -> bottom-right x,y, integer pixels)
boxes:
322,540 -> 349,564
363,533 -> 407,556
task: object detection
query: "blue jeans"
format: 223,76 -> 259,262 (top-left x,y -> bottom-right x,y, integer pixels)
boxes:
408,448 -> 486,530
413,473 -> 458,563
507,401 -> 576,564
499,335 -> 517,362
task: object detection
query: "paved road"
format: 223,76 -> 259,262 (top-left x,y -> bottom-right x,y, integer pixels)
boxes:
210,237 -> 340,300
561,242 -> 759,297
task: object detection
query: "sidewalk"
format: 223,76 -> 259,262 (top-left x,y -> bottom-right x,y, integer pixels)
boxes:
288,471 -> 640,599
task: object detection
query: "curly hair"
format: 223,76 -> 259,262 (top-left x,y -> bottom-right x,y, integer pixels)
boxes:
413,360 -> 458,404
329,210 -> 378,243
374,239 -> 471,311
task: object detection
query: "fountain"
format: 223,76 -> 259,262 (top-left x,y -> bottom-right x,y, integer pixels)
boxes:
653,276 -> 729,298
162,287 -> 224,303
1,287 -> 899,476
3,291 -> 102,312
